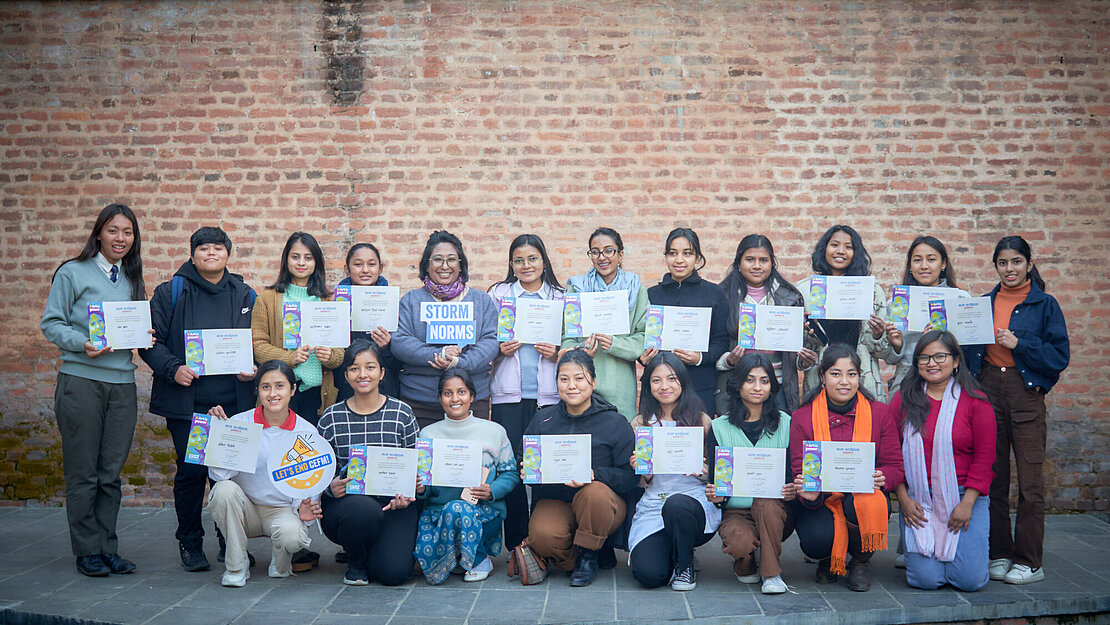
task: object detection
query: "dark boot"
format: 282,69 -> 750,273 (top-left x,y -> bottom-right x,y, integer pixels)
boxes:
179,542 -> 210,572
815,557 -> 838,584
569,548 -> 599,587
847,552 -> 872,592
598,545 -> 617,570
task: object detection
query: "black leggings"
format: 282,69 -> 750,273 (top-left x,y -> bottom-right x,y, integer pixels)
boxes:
794,494 -> 889,560
629,494 -> 714,588
491,399 -> 541,550
321,494 -> 420,586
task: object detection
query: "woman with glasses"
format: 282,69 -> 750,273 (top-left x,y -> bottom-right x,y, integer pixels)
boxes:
561,227 -> 649,421
393,230 -> 499,428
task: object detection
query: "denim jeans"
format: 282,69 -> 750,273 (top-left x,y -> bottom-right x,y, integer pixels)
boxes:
901,493 -> 989,592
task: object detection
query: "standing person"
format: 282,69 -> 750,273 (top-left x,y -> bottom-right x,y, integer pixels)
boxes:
251,232 -> 345,425
716,234 -> 814,415
317,340 -> 422,586
41,203 -> 148,577
415,370 -> 519,584
627,353 -> 719,591
488,234 -> 565,550
524,349 -> 637,587
639,228 -> 730,416
790,345 -> 904,592
795,225 -> 893,402
334,242 -> 402,401
562,227 -> 650,421
393,230 -> 499,428
205,361 -> 323,588
965,236 -> 1069,585
892,331 -> 995,591
885,236 -> 970,389
141,227 -> 257,572
705,353 -> 796,595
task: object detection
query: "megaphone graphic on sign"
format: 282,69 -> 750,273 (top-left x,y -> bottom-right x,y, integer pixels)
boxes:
284,435 -> 315,464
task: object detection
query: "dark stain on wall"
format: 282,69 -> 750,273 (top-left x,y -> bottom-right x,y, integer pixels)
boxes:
320,0 -> 367,106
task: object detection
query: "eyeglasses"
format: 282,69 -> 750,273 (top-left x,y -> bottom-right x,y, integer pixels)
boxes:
916,352 -> 952,365
587,247 -> 620,259
511,256 -> 541,267
430,256 -> 460,267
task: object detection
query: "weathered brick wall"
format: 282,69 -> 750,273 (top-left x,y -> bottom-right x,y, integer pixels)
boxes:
1,1 -> 1107,512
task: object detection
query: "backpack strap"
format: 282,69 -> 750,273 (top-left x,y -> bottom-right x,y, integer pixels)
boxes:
170,275 -> 184,310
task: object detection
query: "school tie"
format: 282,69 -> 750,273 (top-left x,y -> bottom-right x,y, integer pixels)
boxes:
110,265 -> 118,283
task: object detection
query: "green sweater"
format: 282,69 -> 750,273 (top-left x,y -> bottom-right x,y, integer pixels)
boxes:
711,412 -> 792,510
41,258 -> 138,384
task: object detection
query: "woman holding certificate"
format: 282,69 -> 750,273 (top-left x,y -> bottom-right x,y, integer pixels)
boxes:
964,236 -> 1069,585
891,330 -> 995,591
524,349 -> 637,587
640,228 -> 730,416
790,345 -> 904,592
488,234 -> 566,550
393,230 -> 499,428
317,340 -> 422,586
334,242 -> 402,401
562,227 -> 650,421
41,203 -> 148,577
795,225 -> 893,402
705,353 -> 796,595
627,353 -> 718,591
251,232 -> 345,425
716,234 -> 812,415
414,370 -> 519,584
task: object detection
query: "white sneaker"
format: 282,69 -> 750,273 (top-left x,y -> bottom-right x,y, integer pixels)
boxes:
894,554 -> 906,569
989,558 -> 1013,581
1003,564 -> 1045,585
464,557 -> 493,582
268,561 -> 292,578
761,575 -> 788,594
221,568 -> 250,587
734,570 -> 761,584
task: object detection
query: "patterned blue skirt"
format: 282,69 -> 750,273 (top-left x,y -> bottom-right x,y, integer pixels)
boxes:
415,500 -> 502,585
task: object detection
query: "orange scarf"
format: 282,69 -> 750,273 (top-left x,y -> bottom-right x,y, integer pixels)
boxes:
811,390 -> 888,576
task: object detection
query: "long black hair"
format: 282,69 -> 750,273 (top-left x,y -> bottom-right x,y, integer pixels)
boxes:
418,230 -> 469,283
725,353 -> 783,437
811,225 -> 872,277
53,204 -> 146,301
490,233 -> 564,291
993,235 -> 1046,291
718,234 -> 802,337
901,235 -> 959,288
269,232 -> 329,298
663,227 -> 707,273
897,330 -> 987,433
638,353 -> 705,427
801,343 -> 876,405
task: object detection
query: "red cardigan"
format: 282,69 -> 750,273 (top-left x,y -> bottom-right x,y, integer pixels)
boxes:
889,391 -> 996,495
790,398 -> 905,494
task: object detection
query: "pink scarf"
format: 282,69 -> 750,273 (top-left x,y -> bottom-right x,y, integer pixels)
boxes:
423,276 -> 466,300
902,379 -> 962,562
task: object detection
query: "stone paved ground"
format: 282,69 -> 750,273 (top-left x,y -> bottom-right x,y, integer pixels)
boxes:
0,507 -> 1108,625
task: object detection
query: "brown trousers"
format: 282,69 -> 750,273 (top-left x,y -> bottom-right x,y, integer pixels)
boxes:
718,498 -> 794,578
527,481 -> 626,571
981,364 -> 1047,569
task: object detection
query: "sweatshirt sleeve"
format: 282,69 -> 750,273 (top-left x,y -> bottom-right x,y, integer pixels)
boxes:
706,287 -> 731,368
965,397 -> 997,494
457,293 -> 498,374
874,403 -> 905,492
391,292 -> 441,366
251,291 -> 296,365
591,418 -> 638,495
605,285 -> 649,362
41,268 -> 91,353
141,282 -> 183,382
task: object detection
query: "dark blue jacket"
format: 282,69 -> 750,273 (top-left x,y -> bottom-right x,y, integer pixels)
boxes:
965,281 -> 1069,393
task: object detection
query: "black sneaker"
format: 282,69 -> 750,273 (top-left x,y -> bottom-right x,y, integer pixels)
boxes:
335,550 -> 348,564
343,566 -> 369,586
670,566 -> 696,591
180,543 -> 210,572
100,553 -> 136,575
76,555 -> 110,577
292,548 -> 320,573
216,539 -> 255,567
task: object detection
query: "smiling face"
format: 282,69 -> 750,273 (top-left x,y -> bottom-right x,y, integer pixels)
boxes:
98,214 -> 135,264
258,369 -> 295,420
557,362 -> 595,414
917,340 -> 957,387
286,241 -> 316,286
910,242 -> 945,287
821,357 -> 860,404
739,246 -> 772,288
511,243 -> 544,291
347,246 -> 381,286
824,230 -> 855,276
995,248 -> 1031,288
588,234 -> 622,282
427,241 -> 461,286
664,237 -> 698,281
440,376 -> 473,420
192,243 -> 229,280
649,364 -> 682,410
739,366 -> 772,415
345,349 -> 383,397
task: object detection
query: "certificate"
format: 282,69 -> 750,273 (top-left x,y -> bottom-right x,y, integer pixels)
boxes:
87,301 -> 153,350
334,285 -> 400,332
890,286 -> 963,331
499,298 -> 563,345
644,306 -> 712,352
282,302 -> 351,348
714,447 -> 786,499
736,304 -> 804,352
801,441 -> 875,494
634,426 -> 704,475
345,445 -> 417,498
184,413 -> 263,473
564,290 -> 630,337
521,434 -> 592,484
929,297 -> 995,345
806,276 -> 875,320
416,438 -> 484,488
184,329 -> 253,376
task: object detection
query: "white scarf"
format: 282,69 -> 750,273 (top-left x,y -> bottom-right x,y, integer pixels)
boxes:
902,378 -> 962,562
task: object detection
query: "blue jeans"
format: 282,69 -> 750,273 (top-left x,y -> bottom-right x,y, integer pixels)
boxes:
901,493 -> 989,591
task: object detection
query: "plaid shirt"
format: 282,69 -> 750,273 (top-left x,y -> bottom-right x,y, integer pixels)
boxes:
317,396 -> 419,471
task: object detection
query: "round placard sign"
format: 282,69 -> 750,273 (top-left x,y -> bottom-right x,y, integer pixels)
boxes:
266,430 -> 336,499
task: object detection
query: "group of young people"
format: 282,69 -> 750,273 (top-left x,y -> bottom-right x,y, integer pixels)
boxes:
41,204 -> 1069,597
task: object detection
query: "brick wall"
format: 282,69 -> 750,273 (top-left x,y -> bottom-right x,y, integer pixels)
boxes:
1,1 -> 1107,512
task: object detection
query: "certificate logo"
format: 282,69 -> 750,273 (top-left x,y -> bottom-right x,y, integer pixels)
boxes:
267,431 -> 336,498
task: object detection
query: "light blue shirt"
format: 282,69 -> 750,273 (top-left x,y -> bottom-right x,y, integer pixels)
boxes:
512,281 -> 542,400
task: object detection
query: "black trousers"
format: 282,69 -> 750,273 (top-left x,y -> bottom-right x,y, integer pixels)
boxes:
629,494 -> 714,588
166,417 -> 217,548
320,494 -> 421,586
794,494 -> 889,560
491,399 -> 541,550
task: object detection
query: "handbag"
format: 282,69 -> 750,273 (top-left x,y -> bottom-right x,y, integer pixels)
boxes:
506,538 -> 548,585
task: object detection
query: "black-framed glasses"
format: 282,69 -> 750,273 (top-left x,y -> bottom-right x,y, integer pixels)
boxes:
587,247 -> 620,259
430,256 -> 460,267
916,352 -> 952,365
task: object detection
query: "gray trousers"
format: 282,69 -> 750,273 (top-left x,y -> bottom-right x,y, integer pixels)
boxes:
54,372 -> 137,556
